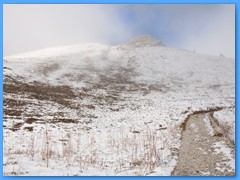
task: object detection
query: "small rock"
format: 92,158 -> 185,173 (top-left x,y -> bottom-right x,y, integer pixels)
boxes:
132,130 -> 141,134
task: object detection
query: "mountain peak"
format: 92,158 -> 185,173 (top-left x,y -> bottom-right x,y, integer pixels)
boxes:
126,35 -> 165,47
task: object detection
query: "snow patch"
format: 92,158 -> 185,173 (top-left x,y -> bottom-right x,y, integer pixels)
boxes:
212,141 -> 235,173
203,115 -> 214,136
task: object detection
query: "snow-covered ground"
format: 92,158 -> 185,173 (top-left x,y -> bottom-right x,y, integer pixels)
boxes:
213,108 -> 235,144
3,36 -> 235,176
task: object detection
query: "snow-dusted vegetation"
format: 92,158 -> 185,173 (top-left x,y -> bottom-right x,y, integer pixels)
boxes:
3,36 -> 235,176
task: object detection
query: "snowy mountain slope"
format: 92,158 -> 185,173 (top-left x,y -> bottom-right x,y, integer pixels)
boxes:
3,36 -> 235,176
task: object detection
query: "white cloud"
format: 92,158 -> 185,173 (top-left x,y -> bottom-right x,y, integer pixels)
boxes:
4,4 -> 235,58
115,4 -> 235,58
3,4 -> 132,56
179,5 -> 235,58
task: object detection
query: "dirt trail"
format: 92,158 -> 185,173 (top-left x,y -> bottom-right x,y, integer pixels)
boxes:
172,113 -> 235,176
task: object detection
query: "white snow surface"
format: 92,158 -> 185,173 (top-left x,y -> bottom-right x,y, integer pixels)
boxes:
212,141 -> 235,173
3,39 -> 235,176
203,115 -> 214,136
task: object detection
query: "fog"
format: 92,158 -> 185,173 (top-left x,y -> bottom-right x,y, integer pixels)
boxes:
4,4 -> 235,58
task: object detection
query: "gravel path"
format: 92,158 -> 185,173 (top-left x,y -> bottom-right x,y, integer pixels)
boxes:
172,113 -> 235,176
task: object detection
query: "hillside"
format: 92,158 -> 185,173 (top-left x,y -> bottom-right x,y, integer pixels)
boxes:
3,36 -> 235,176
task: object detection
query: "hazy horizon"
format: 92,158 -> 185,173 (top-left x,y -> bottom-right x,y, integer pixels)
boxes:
4,4 -> 235,58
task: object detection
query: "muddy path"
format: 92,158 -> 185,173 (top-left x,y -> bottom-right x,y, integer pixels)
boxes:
172,113 -> 235,176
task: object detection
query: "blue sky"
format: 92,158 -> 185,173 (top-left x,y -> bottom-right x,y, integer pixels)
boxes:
4,4 -> 235,58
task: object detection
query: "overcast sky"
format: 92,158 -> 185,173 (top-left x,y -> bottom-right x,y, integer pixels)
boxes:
4,4 -> 235,58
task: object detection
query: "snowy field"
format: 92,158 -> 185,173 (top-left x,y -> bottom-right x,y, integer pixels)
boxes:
3,36 -> 235,176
